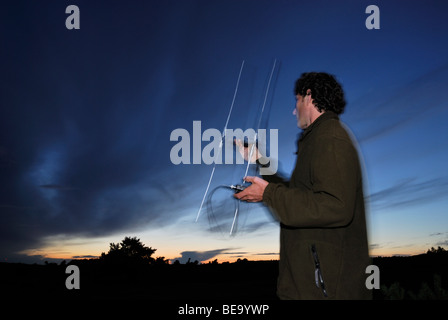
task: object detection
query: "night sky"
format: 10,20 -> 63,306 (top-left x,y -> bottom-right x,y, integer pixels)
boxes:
1,0 -> 448,263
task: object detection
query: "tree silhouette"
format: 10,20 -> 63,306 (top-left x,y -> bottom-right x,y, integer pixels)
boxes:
426,246 -> 447,254
100,236 -> 156,265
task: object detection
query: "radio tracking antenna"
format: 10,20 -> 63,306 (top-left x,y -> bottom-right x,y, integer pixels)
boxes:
195,60 -> 245,222
231,59 -> 277,235
196,59 -> 279,236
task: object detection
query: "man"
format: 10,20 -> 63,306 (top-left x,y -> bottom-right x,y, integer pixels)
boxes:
234,72 -> 371,299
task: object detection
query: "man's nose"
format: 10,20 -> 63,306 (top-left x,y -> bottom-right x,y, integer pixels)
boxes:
292,108 -> 297,116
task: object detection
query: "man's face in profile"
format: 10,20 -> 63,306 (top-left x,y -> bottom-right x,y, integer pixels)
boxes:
293,94 -> 307,129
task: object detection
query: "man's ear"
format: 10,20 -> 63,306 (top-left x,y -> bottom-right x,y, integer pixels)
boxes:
305,89 -> 312,102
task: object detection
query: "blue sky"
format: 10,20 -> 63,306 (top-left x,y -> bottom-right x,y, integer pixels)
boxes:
1,0 -> 448,263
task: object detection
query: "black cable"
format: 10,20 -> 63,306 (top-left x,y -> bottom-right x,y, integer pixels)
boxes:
206,185 -> 241,237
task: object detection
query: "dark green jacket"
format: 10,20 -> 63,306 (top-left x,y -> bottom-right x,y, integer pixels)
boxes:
262,111 -> 371,299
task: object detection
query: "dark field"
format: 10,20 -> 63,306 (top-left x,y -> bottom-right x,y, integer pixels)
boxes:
1,250 -> 448,300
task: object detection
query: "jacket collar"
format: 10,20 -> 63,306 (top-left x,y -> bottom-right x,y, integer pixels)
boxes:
298,111 -> 339,142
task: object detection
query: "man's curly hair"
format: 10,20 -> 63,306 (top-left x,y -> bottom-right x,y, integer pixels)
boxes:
294,72 -> 346,115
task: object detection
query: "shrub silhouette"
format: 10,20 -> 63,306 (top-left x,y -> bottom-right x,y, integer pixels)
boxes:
100,236 -> 156,265
381,274 -> 448,300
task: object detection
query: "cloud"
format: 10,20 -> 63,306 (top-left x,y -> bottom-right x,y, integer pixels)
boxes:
39,184 -> 77,190
430,232 -> 446,237
253,252 -> 278,256
436,240 -> 448,247
0,8 -> 199,261
72,255 -> 99,259
0,0 -> 215,262
172,248 -> 236,264
347,64 -> 448,143
366,177 -> 448,211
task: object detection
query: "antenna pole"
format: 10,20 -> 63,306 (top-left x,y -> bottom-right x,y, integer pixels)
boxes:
195,60 -> 245,222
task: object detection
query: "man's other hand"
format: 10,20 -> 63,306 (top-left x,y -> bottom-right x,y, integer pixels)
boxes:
235,139 -> 262,163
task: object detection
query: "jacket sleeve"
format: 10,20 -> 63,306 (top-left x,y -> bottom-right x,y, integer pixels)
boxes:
257,157 -> 289,186
262,135 -> 359,228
